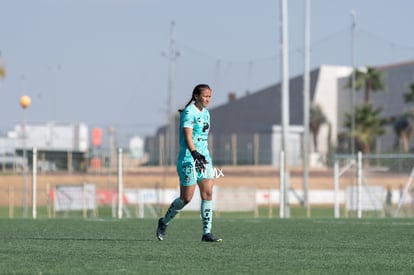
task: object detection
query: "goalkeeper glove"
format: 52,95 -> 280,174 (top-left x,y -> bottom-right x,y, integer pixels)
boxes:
191,150 -> 208,172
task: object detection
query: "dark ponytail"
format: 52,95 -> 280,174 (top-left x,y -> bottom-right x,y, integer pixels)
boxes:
178,84 -> 211,113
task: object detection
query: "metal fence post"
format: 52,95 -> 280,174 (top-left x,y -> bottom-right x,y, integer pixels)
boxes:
117,148 -> 123,219
32,147 -> 37,219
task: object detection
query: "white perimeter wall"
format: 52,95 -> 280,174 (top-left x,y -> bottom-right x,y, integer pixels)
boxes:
121,188 -> 403,208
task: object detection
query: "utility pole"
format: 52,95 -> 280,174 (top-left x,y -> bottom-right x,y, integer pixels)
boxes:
303,0 -> 311,215
280,0 -> 290,218
19,94 -> 31,218
166,21 -> 179,166
351,10 -> 356,157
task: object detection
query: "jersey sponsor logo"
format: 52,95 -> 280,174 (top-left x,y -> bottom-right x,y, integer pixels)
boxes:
195,166 -> 225,179
202,122 -> 209,132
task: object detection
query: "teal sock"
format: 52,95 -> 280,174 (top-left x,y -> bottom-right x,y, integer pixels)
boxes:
201,200 -> 213,235
163,198 -> 185,224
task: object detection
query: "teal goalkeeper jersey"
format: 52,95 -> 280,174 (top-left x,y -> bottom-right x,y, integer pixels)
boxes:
177,103 -> 211,162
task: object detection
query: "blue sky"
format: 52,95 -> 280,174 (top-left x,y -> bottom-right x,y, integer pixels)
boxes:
1,0 -> 414,146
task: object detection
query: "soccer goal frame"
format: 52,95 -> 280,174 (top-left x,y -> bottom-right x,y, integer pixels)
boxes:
333,152 -> 361,218
334,152 -> 414,218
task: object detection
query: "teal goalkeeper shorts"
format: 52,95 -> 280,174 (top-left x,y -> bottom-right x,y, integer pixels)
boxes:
176,159 -> 214,186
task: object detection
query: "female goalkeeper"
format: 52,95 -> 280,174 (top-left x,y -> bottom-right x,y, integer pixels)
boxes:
156,83 -> 222,242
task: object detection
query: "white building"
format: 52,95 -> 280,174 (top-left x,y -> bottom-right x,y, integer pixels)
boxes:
1,122 -> 89,171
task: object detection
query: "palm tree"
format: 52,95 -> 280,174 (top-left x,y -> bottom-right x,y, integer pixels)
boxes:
348,66 -> 386,105
309,103 -> 327,152
344,104 -> 386,154
393,111 -> 414,152
404,83 -> 414,102
393,83 -> 414,152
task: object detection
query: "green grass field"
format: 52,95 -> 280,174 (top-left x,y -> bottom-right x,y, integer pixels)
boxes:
1,216 -> 414,274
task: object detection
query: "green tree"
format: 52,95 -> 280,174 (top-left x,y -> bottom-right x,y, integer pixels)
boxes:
309,103 -> 327,152
344,104 -> 386,154
349,66 -> 386,105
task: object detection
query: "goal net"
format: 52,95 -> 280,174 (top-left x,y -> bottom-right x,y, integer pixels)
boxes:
53,184 -> 97,217
334,153 -> 414,218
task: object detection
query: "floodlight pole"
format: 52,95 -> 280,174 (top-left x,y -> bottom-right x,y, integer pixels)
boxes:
167,21 -> 179,166
21,103 -> 28,218
302,0 -> 311,214
19,79 -> 31,218
32,147 -> 37,219
351,10 -> 356,157
280,0 -> 290,218
357,151 -> 362,218
117,148 -> 123,219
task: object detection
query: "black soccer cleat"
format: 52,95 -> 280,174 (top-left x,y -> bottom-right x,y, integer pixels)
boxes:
201,233 -> 223,243
156,218 -> 168,241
